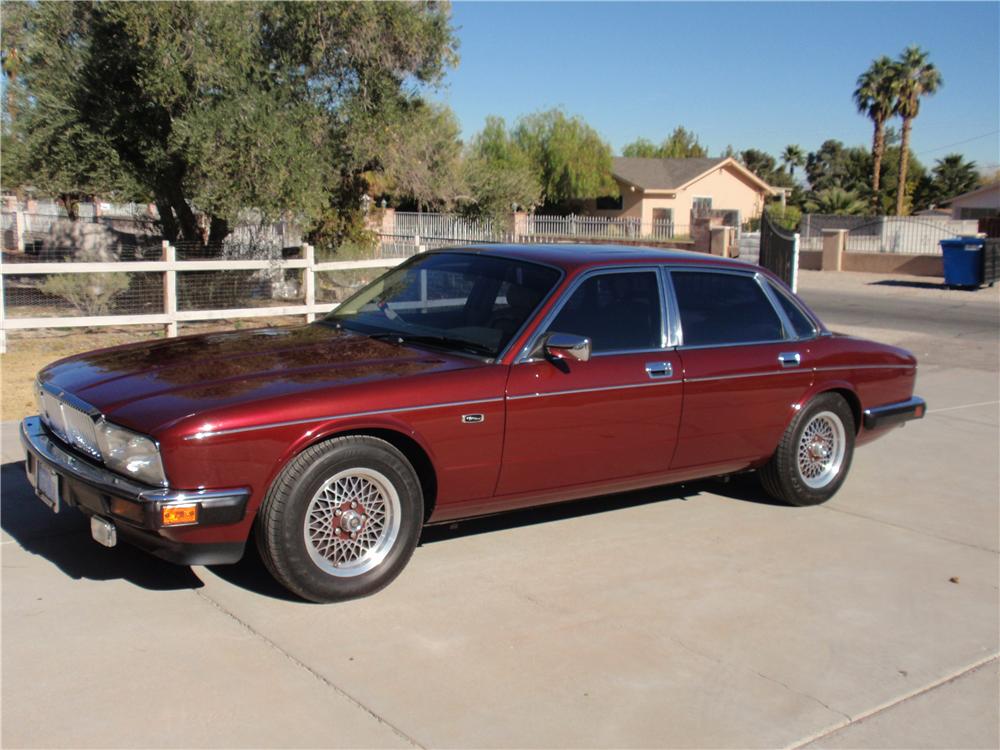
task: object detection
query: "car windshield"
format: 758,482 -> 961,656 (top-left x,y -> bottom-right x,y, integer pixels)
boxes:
322,252 -> 561,359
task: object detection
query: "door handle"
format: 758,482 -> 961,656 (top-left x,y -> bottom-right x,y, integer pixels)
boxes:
778,352 -> 801,368
645,361 -> 673,379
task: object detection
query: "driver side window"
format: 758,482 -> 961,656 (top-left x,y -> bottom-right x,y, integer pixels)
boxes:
546,270 -> 662,353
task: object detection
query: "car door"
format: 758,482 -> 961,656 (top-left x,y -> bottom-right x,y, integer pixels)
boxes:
667,268 -> 816,472
496,267 -> 683,496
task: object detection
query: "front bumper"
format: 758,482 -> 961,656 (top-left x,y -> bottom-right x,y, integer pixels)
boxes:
20,416 -> 248,565
863,396 -> 927,430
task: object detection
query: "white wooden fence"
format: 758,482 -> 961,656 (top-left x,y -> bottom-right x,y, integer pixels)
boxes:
0,242 -> 403,353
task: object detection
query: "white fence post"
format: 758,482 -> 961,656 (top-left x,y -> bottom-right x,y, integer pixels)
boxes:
791,233 -> 801,293
0,256 -> 7,354
14,207 -> 26,253
163,241 -> 178,338
303,243 -> 316,323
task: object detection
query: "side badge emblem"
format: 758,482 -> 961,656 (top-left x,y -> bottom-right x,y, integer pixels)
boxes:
462,414 -> 485,424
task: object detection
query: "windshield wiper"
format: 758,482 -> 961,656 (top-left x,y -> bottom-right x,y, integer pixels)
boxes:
368,331 -> 494,357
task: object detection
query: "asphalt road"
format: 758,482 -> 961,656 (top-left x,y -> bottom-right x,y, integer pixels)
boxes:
2,269 -> 998,749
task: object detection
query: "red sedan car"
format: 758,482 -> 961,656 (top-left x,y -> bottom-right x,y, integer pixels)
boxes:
21,245 -> 924,601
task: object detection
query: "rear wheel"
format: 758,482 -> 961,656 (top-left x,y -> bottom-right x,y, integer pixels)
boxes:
760,393 -> 855,506
256,436 -> 423,602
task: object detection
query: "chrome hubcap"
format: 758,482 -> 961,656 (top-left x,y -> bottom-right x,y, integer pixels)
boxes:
797,411 -> 846,489
303,469 -> 401,577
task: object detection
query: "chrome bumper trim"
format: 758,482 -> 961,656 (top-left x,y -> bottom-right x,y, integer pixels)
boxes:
20,416 -> 249,520
863,397 -> 927,430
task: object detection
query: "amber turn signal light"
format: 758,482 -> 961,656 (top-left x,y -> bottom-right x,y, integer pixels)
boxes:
162,504 -> 198,526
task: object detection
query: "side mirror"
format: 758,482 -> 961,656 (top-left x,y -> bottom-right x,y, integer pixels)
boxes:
543,332 -> 592,363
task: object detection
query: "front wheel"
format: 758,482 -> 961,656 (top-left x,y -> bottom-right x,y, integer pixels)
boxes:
256,436 -> 423,602
759,393 -> 855,507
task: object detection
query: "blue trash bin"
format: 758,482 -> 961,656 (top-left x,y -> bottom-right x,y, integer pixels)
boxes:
940,237 -> 985,288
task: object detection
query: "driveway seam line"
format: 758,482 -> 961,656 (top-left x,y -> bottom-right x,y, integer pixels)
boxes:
785,653 -> 999,750
192,589 -> 426,749
821,505 -> 999,554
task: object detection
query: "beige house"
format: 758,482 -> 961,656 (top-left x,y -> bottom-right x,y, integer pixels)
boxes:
940,181 -> 999,220
595,157 -> 778,228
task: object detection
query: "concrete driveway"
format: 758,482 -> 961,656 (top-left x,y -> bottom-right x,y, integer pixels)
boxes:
3,271 -> 997,749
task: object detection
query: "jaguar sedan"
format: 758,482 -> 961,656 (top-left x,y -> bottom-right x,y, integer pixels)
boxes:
21,245 -> 925,601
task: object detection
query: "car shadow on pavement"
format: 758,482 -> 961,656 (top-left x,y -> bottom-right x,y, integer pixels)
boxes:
1,460 -> 204,592
419,474 -> 785,545
868,279 -> 952,291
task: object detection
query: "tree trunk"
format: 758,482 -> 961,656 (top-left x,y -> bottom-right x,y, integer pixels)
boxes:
896,118 -> 912,216
871,120 -> 885,214
207,215 -> 230,248
155,197 -> 179,242
58,194 -> 78,222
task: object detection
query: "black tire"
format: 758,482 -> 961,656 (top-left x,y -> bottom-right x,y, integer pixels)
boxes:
759,392 -> 855,507
256,436 -> 423,602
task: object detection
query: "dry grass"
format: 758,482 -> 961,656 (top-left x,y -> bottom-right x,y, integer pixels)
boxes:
1,317 -> 305,422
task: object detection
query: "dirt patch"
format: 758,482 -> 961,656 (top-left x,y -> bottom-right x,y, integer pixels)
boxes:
1,317 -> 305,422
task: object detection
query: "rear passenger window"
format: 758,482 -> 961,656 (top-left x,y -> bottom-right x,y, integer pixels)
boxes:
768,282 -> 816,338
547,271 -> 662,353
672,271 -> 783,346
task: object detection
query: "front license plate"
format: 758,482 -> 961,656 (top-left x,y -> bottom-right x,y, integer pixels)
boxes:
36,464 -> 60,513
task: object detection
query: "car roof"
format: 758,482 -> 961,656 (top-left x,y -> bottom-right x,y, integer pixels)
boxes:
428,243 -> 760,274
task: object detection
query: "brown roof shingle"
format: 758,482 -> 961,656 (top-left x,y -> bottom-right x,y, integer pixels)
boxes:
612,157 -> 728,190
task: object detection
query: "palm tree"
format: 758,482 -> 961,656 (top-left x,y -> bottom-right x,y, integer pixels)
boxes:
805,187 -> 867,216
931,153 -> 978,203
892,46 -> 942,215
853,56 -> 897,214
780,145 -> 805,179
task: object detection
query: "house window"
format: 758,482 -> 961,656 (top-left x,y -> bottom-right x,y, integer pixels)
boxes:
596,194 -> 623,210
692,197 -> 712,216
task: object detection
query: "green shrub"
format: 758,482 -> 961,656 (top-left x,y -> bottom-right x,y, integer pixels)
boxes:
40,273 -> 130,315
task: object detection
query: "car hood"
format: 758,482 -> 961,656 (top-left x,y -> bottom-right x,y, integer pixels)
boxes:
38,325 -> 481,432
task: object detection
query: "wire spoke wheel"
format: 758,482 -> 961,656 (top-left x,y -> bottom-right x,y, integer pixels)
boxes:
796,410 -> 847,489
303,468 -> 402,577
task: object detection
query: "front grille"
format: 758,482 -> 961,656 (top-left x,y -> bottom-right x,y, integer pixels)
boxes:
37,386 -> 102,460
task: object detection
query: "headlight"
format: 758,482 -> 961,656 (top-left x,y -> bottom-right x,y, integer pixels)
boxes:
95,419 -> 167,487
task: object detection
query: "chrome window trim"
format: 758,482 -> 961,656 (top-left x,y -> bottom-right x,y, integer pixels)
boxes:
660,267 -> 683,348
761,277 -> 822,341
514,265 -> 670,364
668,267 -> 793,350
185,396 -> 506,440
755,271 -> 798,340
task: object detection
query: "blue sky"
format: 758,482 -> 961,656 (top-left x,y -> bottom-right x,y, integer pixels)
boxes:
436,1 -> 1000,171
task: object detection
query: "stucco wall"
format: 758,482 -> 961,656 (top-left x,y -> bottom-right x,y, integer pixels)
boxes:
799,250 -> 943,276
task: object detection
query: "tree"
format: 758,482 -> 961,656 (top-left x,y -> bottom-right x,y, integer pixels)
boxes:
805,140 -> 872,196
740,149 -> 778,181
3,2 -> 458,251
929,154 -> 979,204
892,46 -> 942,215
378,102 -> 464,213
621,137 -> 659,158
804,187 -> 867,215
853,56 -> 897,213
513,109 -> 616,210
780,144 -> 805,179
622,127 -> 707,159
463,116 -> 541,224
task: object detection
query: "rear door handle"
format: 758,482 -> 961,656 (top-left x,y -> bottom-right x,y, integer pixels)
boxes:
778,352 -> 801,368
645,361 -> 673,379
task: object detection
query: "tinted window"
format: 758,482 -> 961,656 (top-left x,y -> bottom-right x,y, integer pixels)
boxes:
327,253 -> 560,357
768,282 -> 816,338
546,271 -> 662,353
672,272 -> 783,346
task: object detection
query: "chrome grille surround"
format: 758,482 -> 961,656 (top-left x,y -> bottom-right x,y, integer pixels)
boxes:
37,382 -> 103,460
